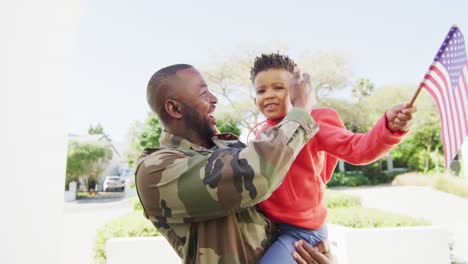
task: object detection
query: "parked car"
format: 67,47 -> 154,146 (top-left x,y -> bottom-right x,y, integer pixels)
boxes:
103,176 -> 125,192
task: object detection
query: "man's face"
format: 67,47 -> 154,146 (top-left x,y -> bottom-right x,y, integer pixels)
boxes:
174,68 -> 218,139
254,68 -> 293,120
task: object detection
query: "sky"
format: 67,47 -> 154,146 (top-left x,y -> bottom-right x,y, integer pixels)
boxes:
70,0 -> 468,143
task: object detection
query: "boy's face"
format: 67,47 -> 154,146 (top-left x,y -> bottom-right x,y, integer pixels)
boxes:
254,68 -> 293,120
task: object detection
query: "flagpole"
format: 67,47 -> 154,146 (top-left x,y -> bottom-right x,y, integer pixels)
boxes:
408,84 -> 423,107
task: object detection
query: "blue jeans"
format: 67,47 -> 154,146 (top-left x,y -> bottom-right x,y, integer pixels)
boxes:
258,223 -> 328,264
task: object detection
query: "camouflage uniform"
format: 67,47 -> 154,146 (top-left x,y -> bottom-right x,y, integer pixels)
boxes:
135,108 -> 319,264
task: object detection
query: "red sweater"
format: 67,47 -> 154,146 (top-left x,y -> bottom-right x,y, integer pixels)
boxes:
257,107 -> 407,229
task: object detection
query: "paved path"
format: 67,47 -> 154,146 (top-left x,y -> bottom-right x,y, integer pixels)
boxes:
335,185 -> 468,263
59,191 -> 136,264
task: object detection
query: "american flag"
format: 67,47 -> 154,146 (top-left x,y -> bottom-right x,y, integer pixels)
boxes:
420,25 -> 468,169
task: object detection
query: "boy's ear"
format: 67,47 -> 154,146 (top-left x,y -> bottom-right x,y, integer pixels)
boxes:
253,98 -> 256,105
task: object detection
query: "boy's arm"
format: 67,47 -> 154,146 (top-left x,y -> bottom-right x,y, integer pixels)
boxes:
317,103 -> 415,165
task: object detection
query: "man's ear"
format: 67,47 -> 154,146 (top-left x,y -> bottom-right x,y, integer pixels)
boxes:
165,99 -> 183,119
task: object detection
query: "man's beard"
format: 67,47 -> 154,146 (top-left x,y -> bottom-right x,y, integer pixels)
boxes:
182,104 -> 216,142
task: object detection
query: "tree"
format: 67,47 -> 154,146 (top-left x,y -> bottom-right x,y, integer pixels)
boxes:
352,78 -> 375,101
298,50 -> 352,103
88,123 -> 104,135
202,50 -> 260,131
202,48 -> 354,130
216,112 -> 242,136
65,141 -> 113,191
124,113 -> 163,168
357,84 -> 443,172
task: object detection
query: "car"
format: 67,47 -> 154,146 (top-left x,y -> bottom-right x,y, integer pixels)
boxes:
103,176 -> 125,192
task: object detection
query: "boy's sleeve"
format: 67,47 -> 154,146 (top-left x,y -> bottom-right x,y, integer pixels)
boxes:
317,108 -> 407,165
136,108 -> 318,223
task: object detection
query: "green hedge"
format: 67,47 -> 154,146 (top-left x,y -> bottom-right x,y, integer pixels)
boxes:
328,170 -> 399,187
93,211 -> 159,264
328,172 -> 370,187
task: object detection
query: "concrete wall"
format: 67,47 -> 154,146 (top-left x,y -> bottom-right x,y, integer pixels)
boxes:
106,225 -> 450,264
106,237 -> 181,264
328,224 -> 451,264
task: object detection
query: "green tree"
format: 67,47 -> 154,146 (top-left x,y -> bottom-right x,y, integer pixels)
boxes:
65,141 -> 113,191
352,78 -> 375,101
359,84 -> 443,172
124,113 -> 163,168
88,123 -> 105,135
216,112 -> 242,136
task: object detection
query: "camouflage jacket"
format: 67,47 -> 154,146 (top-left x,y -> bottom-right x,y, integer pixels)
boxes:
135,108 -> 319,264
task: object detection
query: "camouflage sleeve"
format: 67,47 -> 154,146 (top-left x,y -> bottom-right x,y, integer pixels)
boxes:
136,108 -> 318,223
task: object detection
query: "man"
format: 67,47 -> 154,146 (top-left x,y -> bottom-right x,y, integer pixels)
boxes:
135,63 -> 333,263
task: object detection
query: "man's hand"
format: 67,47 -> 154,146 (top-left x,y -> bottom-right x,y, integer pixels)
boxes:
386,102 -> 417,132
292,240 -> 336,264
290,69 -> 316,114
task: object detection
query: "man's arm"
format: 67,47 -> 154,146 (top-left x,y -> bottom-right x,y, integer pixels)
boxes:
135,108 -> 318,223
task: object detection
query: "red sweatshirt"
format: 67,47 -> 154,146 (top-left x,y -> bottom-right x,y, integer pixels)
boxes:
257,107 -> 407,229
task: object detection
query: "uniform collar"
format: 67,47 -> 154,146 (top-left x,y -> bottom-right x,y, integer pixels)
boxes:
159,130 -> 240,151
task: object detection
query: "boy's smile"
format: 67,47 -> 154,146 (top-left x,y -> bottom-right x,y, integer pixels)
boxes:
254,68 -> 293,120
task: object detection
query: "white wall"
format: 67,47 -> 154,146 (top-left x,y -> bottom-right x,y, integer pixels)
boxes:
0,1 -> 81,263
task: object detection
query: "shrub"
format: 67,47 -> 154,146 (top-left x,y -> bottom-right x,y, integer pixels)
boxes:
328,172 -> 370,187
325,190 -> 362,208
327,207 -> 431,228
362,161 -> 382,181
93,211 -> 158,264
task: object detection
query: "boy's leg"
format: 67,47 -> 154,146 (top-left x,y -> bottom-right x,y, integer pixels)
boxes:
257,231 -> 298,264
257,224 -> 328,264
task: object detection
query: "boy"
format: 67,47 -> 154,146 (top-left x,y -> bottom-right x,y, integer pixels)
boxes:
251,53 -> 416,263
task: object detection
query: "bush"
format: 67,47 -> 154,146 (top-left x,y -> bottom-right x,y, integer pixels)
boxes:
328,172 -> 370,187
327,207 -> 431,228
93,211 -> 158,264
325,190 -> 362,208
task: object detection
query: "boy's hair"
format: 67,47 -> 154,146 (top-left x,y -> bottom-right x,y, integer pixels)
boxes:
250,53 -> 297,82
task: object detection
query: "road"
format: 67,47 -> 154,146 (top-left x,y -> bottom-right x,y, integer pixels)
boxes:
335,185 -> 468,264
59,192 -> 135,264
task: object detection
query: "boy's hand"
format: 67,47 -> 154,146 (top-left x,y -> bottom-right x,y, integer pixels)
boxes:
290,70 -> 316,113
386,102 -> 417,132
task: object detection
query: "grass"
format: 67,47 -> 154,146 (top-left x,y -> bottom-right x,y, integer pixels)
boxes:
392,172 -> 468,198
325,190 -> 430,228
76,191 -> 98,199
327,207 -> 430,228
433,175 -> 468,198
